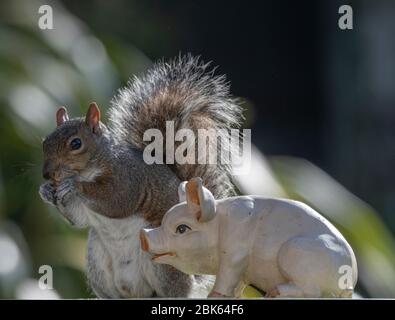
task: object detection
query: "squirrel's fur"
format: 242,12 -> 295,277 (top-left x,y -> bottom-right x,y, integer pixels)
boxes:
109,55 -> 242,198
39,55 -> 243,298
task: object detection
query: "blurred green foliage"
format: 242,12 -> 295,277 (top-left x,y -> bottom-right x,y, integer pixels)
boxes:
0,0 -> 394,298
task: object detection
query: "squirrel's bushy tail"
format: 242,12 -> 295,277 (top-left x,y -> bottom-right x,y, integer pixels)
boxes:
109,55 -> 243,198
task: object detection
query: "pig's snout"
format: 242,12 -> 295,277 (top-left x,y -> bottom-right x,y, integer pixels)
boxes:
140,227 -> 169,255
140,229 -> 149,252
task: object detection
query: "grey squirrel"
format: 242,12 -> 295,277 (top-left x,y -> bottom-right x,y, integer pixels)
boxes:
39,55 -> 243,297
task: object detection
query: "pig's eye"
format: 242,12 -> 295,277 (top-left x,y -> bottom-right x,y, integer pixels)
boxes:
176,224 -> 191,234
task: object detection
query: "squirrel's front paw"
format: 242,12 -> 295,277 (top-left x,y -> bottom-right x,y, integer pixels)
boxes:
39,182 -> 56,206
55,178 -> 79,208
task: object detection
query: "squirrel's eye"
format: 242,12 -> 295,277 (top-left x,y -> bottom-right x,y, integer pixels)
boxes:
175,224 -> 191,234
70,138 -> 82,150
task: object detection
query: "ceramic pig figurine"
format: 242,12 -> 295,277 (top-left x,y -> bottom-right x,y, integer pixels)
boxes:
140,177 -> 358,298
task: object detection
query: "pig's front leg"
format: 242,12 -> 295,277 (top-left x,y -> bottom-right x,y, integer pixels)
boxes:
209,197 -> 257,297
209,252 -> 249,297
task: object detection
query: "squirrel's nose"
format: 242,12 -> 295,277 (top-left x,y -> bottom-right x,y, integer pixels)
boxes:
43,170 -> 51,180
42,162 -> 54,180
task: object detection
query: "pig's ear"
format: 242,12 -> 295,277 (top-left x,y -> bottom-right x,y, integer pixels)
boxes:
186,177 -> 216,222
178,181 -> 187,202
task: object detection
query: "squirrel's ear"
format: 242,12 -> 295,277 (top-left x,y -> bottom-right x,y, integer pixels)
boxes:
186,177 -> 216,222
178,181 -> 187,202
85,102 -> 101,133
56,107 -> 69,126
